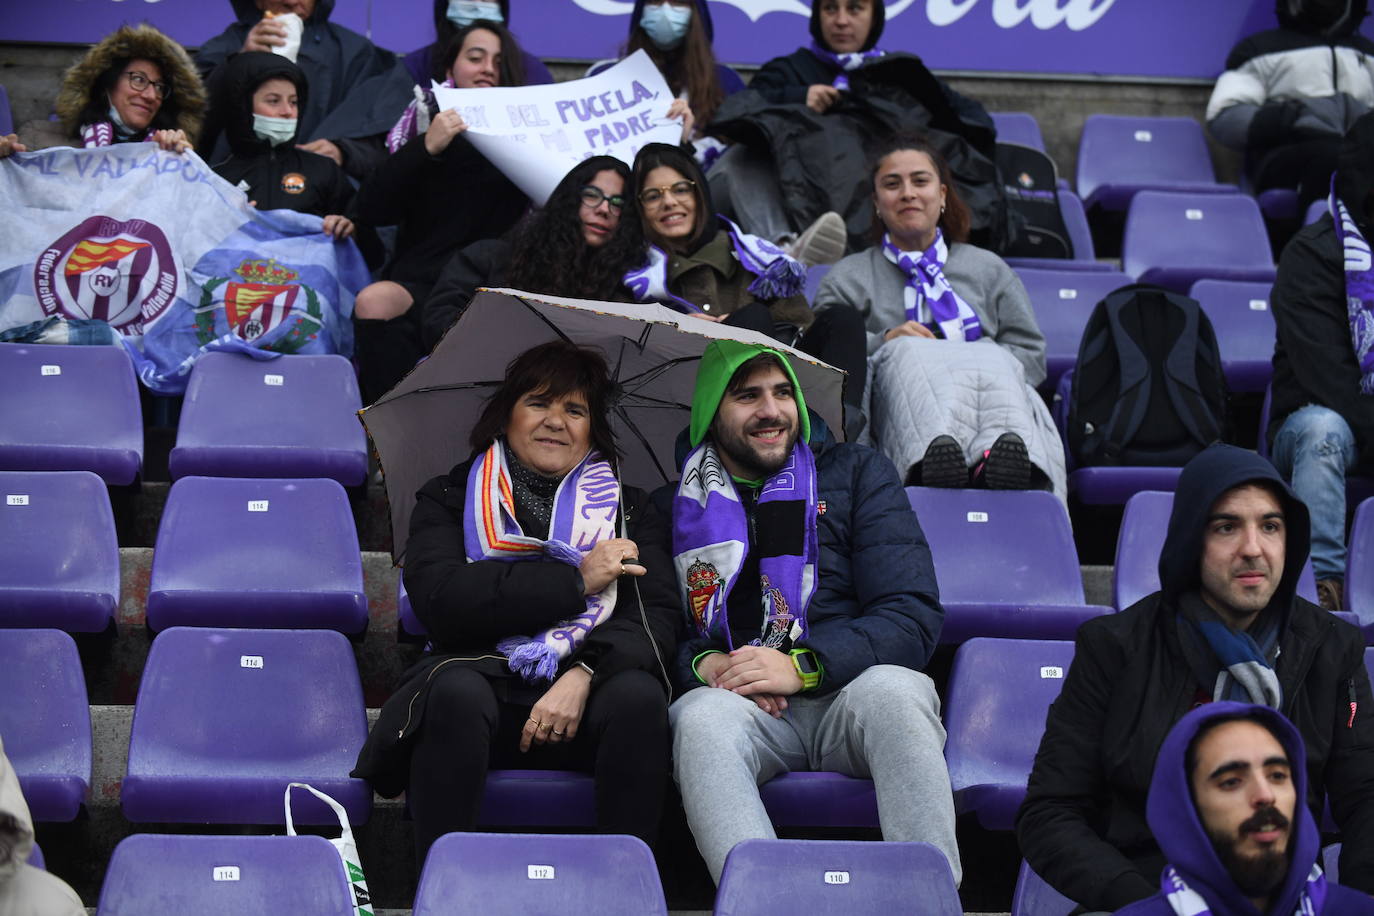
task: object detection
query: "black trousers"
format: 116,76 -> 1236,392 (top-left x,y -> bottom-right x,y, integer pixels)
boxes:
406,665 -> 670,870
1253,138 -> 1342,213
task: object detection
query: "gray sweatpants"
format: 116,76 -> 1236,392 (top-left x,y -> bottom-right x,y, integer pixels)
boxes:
669,664 -> 961,886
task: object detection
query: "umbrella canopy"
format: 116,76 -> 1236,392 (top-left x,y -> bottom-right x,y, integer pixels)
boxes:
360,288 -> 847,564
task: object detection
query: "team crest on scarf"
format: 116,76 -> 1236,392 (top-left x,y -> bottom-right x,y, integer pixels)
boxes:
686,558 -> 724,634
196,258 -> 324,353
33,215 -> 179,334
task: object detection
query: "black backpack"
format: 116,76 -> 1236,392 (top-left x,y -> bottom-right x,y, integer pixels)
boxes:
996,142 -> 1072,260
1067,284 -> 1227,467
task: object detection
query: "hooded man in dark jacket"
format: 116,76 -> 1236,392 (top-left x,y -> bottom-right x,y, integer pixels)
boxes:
660,339 -> 958,886
1116,702 -> 1374,916
1017,444 -> 1374,913
1268,110 -> 1374,612
195,0 -> 413,181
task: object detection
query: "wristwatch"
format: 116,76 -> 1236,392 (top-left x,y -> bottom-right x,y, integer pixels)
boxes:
789,648 -> 822,691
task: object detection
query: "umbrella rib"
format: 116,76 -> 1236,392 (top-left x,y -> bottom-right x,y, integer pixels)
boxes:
514,295 -> 576,343
614,402 -> 673,484
616,354 -> 703,393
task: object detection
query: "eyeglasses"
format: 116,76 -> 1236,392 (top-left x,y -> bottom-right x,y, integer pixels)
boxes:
123,70 -> 171,100
579,185 -> 625,212
638,179 -> 696,207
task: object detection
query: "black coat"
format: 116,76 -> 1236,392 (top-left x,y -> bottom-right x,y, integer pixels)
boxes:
421,238 -> 512,351
352,456 -> 682,797
1268,215 -> 1374,468
1016,446 -> 1374,912
353,135 -> 527,289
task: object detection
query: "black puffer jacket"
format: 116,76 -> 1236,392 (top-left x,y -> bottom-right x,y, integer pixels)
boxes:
1016,445 -> 1374,912
352,454 -> 681,797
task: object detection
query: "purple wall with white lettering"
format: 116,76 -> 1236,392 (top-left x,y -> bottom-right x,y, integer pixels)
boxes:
3,0 -> 1372,79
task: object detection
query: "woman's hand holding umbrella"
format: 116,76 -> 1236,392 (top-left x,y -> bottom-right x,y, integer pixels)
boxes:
579,537 -> 644,596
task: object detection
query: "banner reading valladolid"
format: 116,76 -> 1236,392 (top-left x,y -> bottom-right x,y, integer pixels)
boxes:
0,144 -> 367,394
433,50 -> 681,205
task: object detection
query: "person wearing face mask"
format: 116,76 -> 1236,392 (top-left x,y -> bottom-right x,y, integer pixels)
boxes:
1207,0 -> 1374,213
209,53 -> 362,246
421,157 -> 647,350
586,0 -> 745,170
402,0 -> 553,90
13,24 -> 204,156
195,0 -> 414,183
351,22 -> 529,404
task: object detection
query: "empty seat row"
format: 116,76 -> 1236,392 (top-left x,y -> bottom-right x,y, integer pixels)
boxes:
0,345 -> 367,487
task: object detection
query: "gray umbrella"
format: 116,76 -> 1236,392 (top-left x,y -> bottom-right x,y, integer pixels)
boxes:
359,288 -> 847,564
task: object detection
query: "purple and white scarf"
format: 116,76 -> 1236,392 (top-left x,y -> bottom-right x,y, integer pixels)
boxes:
386,79 -> 454,154
624,216 -> 807,315
672,440 -> 818,648
1328,179 -> 1374,395
881,230 -> 982,341
80,121 -> 154,148
464,441 -> 621,682
809,41 -> 884,91
1159,863 -> 1327,916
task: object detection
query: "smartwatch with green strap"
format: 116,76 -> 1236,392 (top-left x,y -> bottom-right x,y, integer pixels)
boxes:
789,648 -> 822,691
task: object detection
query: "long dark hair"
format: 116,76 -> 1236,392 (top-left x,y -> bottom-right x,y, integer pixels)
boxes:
632,142 -> 714,253
469,341 -> 619,462
868,132 -> 971,245
624,5 -> 724,129
503,156 -> 645,300
810,0 -> 886,53
433,20 -> 526,87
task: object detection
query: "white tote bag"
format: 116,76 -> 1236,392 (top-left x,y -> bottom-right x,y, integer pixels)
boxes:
284,782 -> 374,916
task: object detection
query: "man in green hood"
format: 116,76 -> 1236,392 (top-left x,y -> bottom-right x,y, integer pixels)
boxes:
663,339 -> 957,886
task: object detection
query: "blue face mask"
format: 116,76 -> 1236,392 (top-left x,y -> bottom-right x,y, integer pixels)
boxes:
447,0 -> 504,27
639,2 -> 693,50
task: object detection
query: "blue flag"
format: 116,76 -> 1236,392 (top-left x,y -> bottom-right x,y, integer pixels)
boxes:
0,144 -> 367,393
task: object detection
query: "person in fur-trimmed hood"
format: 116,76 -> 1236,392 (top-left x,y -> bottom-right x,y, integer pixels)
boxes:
13,24 -> 204,155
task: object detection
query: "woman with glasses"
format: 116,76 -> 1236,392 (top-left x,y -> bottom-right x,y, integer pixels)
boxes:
10,24 -> 205,156
626,142 -> 869,434
350,21 -> 529,403
421,156 -> 646,350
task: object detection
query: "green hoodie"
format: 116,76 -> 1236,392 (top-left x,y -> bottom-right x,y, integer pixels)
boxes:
689,339 -> 811,449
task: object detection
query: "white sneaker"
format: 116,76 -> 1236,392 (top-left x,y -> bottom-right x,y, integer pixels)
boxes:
787,211 -> 847,266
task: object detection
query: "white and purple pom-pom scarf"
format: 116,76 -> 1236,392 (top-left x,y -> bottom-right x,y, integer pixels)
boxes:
623,216 -> 807,314
1159,863 -> 1326,916
672,440 -> 818,648
1329,179 -> 1374,395
809,41 -> 884,91
386,78 -> 454,154
463,441 -> 621,683
881,230 -> 982,341
80,121 -> 154,148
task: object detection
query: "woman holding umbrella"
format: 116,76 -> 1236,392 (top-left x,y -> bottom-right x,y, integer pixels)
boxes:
352,340 -> 679,869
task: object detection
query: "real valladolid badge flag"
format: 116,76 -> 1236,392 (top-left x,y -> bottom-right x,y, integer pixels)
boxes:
0,144 -> 367,393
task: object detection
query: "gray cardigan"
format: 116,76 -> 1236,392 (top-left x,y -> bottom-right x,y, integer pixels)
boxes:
814,243 -> 1047,387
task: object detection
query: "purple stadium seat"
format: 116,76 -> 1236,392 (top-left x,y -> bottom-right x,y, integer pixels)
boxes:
1011,858 -> 1079,916
944,638 -> 1073,830
1305,198 -> 1329,226
1257,187 -> 1300,222
714,839 -> 961,916
906,487 -> 1111,641
122,627 -> 371,825
396,577 -> 427,638
147,476 -> 367,632
1076,115 -> 1236,212
0,629 -> 90,821
413,833 -> 667,916
27,843 -> 44,870
169,352 -> 367,486
992,111 -> 1046,151
1005,190 -> 1114,273
96,834 -> 354,915
0,343 -> 142,485
1014,267 -> 1132,390
1114,491 -> 1319,612
760,771 -> 877,828
1122,191 -> 1275,292
0,470 -> 118,631
1187,279 -> 1277,392
805,263 -> 832,304
1347,499 -> 1374,631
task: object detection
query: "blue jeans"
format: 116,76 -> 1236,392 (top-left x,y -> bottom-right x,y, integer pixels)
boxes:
1271,405 -> 1357,580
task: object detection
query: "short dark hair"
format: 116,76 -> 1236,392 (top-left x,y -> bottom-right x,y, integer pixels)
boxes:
1183,711 -> 1289,800
724,353 -> 789,396
869,132 -> 971,245
469,341 -> 618,462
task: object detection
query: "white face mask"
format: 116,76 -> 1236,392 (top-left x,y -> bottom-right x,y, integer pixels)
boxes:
252,113 -> 298,146
639,2 -> 693,50
447,0 -> 504,27
107,101 -> 136,137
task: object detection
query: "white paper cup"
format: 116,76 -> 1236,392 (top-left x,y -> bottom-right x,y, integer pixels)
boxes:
270,13 -> 303,63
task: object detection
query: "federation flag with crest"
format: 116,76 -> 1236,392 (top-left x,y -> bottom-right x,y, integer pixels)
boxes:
0,143 -> 366,393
